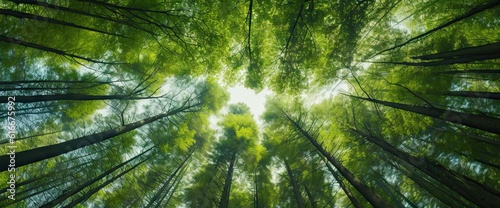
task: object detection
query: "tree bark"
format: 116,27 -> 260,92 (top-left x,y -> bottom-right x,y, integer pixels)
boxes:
348,95 -> 500,135
40,147 -> 153,207
62,154 -> 151,207
219,152 -> 237,208
438,69 -> 500,75
386,159 -> 472,208
413,42 -> 500,60
0,94 -> 160,103
282,111 -> 391,208
284,159 -> 305,208
0,9 -> 123,37
0,103 -> 198,172
372,0 -> 500,56
0,35 -> 124,64
324,161 -> 363,208
7,0 -> 154,34
145,151 -> 193,207
353,129 -> 500,207
431,91 -> 500,100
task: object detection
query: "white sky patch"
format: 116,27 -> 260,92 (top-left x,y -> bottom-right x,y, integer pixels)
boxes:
227,86 -> 272,125
208,85 -> 272,138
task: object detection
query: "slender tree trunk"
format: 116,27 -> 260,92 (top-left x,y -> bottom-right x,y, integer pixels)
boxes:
429,126 -> 500,146
303,184 -> 317,208
348,95 -> 500,134
413,42 -> 500,60
0,35 -> 123,64
62,154 -> 151,207
2,179 -> 67,206
0,80 -> 113,85
0,131 -> 62,145
7,0 -> 153,34
219,152 -> 237,208
161,165 -> 187,208
75,0 -> 177,14
324,162 -> 363,208
438,69 -> 500,75
386,159 -> 472,208
40,147 -> 153,207
372,0 -> 500,56
353,129 -> 500,207
0,103 -> 198,172
0,9 -> 123,37
0,94 -> 158,103
284,159 -> 305,208
374,53 -> 500,66
429,91 -> 500,100
372,169 -> 412,208
282,111 -> 391,207
0,160 -> 91,195
145,151 -> 193,207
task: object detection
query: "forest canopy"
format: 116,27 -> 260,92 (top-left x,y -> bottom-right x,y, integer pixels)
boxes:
0,0 -> 499,207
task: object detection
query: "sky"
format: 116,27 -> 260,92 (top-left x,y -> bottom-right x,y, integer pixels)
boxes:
209,85 -> 273,132
226,86 -> 272,125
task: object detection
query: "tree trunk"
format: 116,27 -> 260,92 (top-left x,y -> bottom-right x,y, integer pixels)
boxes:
372,169 -> 412,208
282,111 -> 391,208
0,103 -> 198,172
62,154 -> 151,207
40,147 -> 153,207
372,0 -> 500,56
161,165 -> 188,208
432,91 -> 500,100
0,80 -> 112,85
8,0 -> 158,35
303,184 -> 317,208
0,160 -> 91,195
0,131 -> 62,145
438,69 -> 500,75
353,129 -> 500,207
348,95 -> 500,135
413,42 -> 500,60
429,126 -> 500,146
324,161 -> 363,208
0,35 -> 123,64
219,152 -> 237,208
145,151 -> 193,207
386,159 -> 472,208
284,159 -> 305,208
0,9 -> 123,37
374,53 -> 500,66
0,94 -> 156,103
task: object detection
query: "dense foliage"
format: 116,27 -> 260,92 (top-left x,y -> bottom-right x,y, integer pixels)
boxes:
0,0 -> 499,207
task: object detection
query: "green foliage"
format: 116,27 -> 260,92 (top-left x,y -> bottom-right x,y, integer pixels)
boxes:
1,0 -> 499,207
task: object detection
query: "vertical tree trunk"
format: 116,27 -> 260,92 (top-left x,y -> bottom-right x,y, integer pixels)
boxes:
413,42 -> 500,60
0,103 -> 198,172
303,184 -> 317,208
431,91 -> 500,100
282,111 -> 391,207
0,35 -> 122,64
40,147 -> 153,207
219,152 -> 237,208
0,94 -> 156,103
385,159 -> 471,208
145,151 -> 193,207
348,95 -> 500,134
324,161 -> 363,208
372,0 -> 500,56
353,129 -> 500,207
62,154 -> 152,207
0,9 -> 123,37
284,159 -> 305,208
